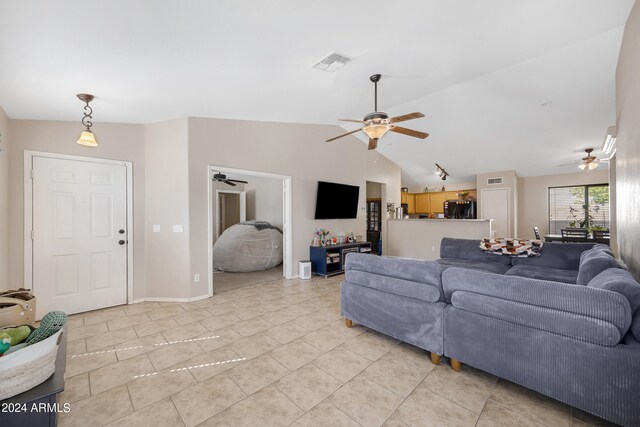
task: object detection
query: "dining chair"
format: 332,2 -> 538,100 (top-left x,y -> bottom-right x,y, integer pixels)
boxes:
560,228 -> 589,242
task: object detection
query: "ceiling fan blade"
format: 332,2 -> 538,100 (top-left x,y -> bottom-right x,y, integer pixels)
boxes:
368,139 -> 378,151
326,128 -> 362,142
224,180 -> 237,186
228,179 -> 249,184
390,126 -> 429,139
338,119 -> 364,123
389,112 -> 425,124
557,163 -> 580,167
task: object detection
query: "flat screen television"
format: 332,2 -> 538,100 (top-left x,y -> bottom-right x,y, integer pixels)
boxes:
314,181 -> 360,219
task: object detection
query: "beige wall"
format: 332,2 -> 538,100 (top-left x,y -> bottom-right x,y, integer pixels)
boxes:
8,120 -> 147,298
517,170 -> 609,239
615,0 -> 640,278
0,107 -> 10,290
144,119 -> 190,299
476,170 -> 518,237
366,181 -> 382,199
245,176 -> 283,228
387,219 -> 492,260
407,181 -> 476,193
187,117 -> 401,297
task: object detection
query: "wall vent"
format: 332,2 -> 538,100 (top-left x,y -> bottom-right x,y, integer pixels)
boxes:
312,52 -> 351,72
487,177 -> 503,185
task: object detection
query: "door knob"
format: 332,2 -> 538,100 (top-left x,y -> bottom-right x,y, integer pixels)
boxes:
119,229 -> 125,234
118,240 -> 125,245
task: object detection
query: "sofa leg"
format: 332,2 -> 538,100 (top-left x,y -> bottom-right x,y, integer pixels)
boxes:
450,358 -> 462,372
430,352 -> 441,365
345,319 -> 353,328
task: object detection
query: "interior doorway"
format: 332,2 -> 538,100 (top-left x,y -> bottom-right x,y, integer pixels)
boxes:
366,181 -> 385,255
208,166 -> 292,295
216,190 -> 246,239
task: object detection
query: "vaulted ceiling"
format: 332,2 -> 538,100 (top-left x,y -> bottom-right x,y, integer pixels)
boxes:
0,0 -> 633,185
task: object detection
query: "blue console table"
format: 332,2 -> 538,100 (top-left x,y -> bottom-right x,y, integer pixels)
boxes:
310,242 -> 372,277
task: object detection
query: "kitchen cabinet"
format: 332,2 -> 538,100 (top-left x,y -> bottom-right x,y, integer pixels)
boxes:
406,194 -> 416,214
405,189 -> 477,214
429,192 -> 448,213
415,193 -> 430,213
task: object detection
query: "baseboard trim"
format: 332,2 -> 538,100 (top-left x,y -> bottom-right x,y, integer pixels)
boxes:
129,295 -> 212,304
142,297 -> 191,303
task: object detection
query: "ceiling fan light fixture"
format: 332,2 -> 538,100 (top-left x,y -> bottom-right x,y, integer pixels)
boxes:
363,124 -> 390,140
588,162 -> 599,170
578,163 -> 587,170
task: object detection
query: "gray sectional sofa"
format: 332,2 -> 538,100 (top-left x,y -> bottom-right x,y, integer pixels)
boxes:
340,238 -> 640,426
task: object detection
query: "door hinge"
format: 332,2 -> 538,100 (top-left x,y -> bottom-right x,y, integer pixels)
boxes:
30,169 -> 34,180
31,230 -> 34,240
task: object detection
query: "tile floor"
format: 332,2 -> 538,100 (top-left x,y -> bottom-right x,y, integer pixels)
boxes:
212,266 -> 284,294
59,274 -> 617,427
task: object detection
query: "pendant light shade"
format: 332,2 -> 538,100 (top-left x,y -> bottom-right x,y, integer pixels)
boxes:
76,93 -> 98,147
363,124 -> 390,140
77,130 -> 98,147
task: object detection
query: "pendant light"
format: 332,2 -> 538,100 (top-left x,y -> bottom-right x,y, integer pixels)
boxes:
76,93 -> 98,147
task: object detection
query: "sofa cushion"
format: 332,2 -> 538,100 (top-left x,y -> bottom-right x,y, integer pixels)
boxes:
588,268 -> 640,311
510,242 -> 594,270
591,243 -> 614,256
344,270 -> 441,302
505,265 -> 578,284
632,316 -> 640,342
576,250 -> 620,285
345,253 -> 444,301
588,268 -> 640,341
436,258 -> 511,275
440,238 -> 512,265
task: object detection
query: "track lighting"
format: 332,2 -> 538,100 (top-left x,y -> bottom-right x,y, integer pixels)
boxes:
435,163 -> 449,181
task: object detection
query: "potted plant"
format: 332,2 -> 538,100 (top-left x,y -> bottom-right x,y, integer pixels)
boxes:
457,191 -> 470,201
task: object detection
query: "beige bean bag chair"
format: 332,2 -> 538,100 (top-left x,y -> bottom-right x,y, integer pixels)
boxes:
213,221 -> 283,272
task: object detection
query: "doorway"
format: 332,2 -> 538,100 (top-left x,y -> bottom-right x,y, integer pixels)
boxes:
366,181 -> 384,255
208,166 -> 292,295
481,187 -> 511,238
24,151 -> 133,317
216,190 -> 247,239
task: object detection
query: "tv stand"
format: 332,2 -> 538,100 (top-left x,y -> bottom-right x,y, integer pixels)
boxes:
309,242 -> 372,278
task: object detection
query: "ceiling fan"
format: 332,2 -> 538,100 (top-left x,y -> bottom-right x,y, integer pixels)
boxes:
326,74 -> 429,151
212,172 -> 248,186
558,148 -> 609,170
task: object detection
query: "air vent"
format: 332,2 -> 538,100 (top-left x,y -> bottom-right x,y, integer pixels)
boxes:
312,52 -> 351,72
487,177 -> 503,185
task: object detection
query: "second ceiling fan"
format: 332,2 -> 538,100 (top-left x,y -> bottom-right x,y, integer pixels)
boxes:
326,74 -> 428,150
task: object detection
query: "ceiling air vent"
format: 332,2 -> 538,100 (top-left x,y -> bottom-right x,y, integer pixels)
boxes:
312,52 -> 351,72
487,177 -> 503,185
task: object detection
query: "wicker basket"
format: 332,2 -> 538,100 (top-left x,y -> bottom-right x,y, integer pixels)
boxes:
0,330 -> 62,400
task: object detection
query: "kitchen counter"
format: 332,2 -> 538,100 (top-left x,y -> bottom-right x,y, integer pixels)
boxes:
387,218 -> 493,260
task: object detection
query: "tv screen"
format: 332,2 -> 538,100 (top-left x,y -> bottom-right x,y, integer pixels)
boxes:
314,181 -> 360,219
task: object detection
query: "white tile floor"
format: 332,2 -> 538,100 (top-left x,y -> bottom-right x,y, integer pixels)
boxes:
59,274 -> 618,427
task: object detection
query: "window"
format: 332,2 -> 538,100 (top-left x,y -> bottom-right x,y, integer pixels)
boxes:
548,184 -> 609,234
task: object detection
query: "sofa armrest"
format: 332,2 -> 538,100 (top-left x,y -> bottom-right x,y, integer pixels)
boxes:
442,267 -> 632,340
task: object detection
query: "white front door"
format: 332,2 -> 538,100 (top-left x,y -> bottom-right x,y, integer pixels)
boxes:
32,156 -> 128,316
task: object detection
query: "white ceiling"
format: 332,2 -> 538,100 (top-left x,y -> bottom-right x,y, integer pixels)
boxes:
0,0 -> 633,185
